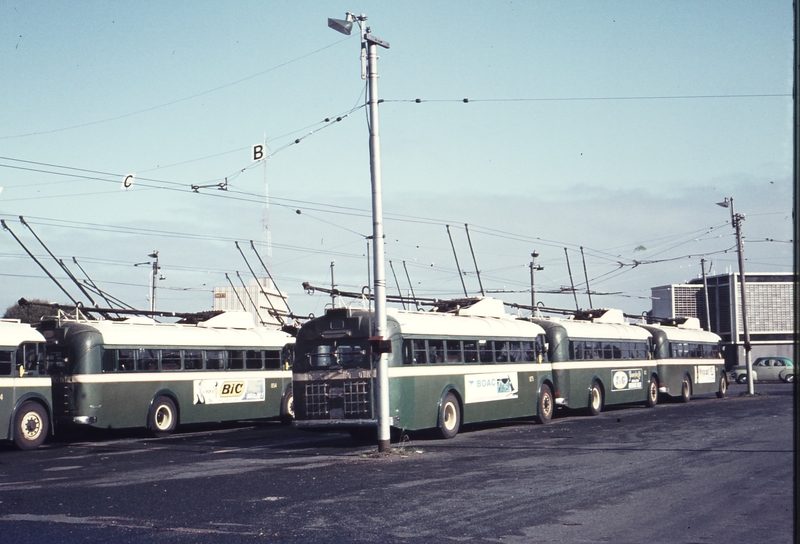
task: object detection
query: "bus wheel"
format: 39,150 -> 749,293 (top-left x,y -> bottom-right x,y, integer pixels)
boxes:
14,402 -> 48,450
150,396 -> 177,437
438,392 -> 461,439
536,384 -> 554,424
645,376 -> 659,408
588,382 -> 603,416
680,376 -> 691,403
716,375 -> 728,398
280,387 -> 294,425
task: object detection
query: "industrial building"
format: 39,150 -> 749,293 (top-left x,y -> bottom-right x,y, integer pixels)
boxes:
650,272 -> 794,369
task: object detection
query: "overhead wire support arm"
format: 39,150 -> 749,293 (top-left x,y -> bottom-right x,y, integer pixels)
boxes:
18,216 -> 101,310
2,219 -> 80,306
446,224 -> 469,297
224,273 -> 249,313
464,223 -> 485,297
234,241 -> 285,327
249,240 -> 296,322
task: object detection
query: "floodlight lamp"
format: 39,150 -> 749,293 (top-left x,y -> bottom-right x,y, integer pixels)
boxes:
716,198 -> 731,208
328,17 -> 353,36
148,251 -> 159,259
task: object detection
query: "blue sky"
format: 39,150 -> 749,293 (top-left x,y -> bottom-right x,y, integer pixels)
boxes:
0,1 -> 794,320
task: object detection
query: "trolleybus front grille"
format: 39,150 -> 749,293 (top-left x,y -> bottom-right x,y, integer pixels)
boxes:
303,380 -> 372,419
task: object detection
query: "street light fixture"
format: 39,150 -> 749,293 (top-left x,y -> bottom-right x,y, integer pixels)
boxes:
717,197 -> 753,394
329,12 -> 392,452
134,250 -> 162,313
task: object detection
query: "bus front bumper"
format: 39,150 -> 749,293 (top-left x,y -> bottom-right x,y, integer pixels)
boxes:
293,418 -> 379,429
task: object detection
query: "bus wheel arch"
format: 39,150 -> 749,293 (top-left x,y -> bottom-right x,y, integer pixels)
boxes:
149,394 -> 179,437
12,400 -> 50,450
588,380 -> 604,416
537,381 -> 554,424
645,374 -> 659,408
437,389 -> 462,439
280,384 -> 294,425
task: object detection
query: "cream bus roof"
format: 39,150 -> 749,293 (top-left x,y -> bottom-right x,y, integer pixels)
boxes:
638,323 -> 721,343
70,315 -> 293,348
0,319 -> 46,347
387,307 -> 546,339
539,317 -> 652,341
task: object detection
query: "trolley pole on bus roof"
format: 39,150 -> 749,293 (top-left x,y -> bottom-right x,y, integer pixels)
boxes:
328,12 -> 392,452
717,197 -> 753,395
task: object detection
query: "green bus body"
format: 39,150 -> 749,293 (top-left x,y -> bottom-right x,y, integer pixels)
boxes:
293,299 -> 553,438
0,319 -> 53,450
41,313 -> 294,434
532,310 -> 657,412
637,321 -> 726,399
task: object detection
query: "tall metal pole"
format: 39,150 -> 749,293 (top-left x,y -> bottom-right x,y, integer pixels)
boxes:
530,251 -> 543,311
731,201 -> 754,395
701,257 -> 712,332
366,30 -> 391,452
718,197 -> 753,394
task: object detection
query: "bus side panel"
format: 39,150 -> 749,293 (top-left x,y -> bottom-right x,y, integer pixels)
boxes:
0,375 -> 13,439
181,373 -> 290,423
461,368 -> 544,424
656,362 -> 684,397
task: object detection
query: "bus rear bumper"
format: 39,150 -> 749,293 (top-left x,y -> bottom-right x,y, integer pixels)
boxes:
555,397 -> 568,406
71,416 -> 97,425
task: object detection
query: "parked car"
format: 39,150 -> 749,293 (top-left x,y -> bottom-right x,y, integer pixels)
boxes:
729,357 -> 794,384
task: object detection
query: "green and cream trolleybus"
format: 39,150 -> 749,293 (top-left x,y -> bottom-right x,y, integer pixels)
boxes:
531,309 -> 658,415
0,319 -> 52,450
293,298 -> 553,439
637,317 -> 727,401
41,311 -> 295,436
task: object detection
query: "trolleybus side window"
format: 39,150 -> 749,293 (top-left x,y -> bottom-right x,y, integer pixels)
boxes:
412,339 -> 427,364
246,350 -> 263,370
118,349 -> 136,371
495,341 -> 509,362
229,350 -> 245,369
206,350 -> 224,370
264,350 -> 281,369
479,340 -> 494,363
463,340 -> 478,363
429,340 -> 444,364
184,350 -> 203,370
445,340 -> 462,363
161,349 -> 181,371
0,350 -> 12,375
138,349 -> 159,371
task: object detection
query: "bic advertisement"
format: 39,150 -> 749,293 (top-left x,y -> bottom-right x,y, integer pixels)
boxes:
193,378 -> 266,405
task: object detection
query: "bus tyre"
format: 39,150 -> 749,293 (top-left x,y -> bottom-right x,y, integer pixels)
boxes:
280,387 -> 294,425
14,401 -> 48,450
438,392 -> 461,439
150,396 -> 177,437
680,376 -> 691,403
645,376 -> 659,408
716,375 -> 727,398
588,382 -> 603,416
536,384 -> 554,424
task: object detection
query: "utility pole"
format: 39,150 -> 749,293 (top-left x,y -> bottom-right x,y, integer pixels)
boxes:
329,12 -> 392,452
717,198 -> 753,394
530,251 -> 543,311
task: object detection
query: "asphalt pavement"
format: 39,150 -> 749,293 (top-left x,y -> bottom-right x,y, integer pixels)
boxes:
0,381 -> 794,543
